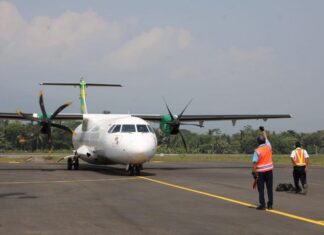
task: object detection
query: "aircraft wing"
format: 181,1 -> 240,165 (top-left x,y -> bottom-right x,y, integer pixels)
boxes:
0,113 -> 27,120
0,113 -> 83,121
48,114 -> 83,120
134,114 -> 292,122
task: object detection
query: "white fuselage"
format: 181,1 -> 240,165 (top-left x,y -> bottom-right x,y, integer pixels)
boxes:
72,114 -> 157,165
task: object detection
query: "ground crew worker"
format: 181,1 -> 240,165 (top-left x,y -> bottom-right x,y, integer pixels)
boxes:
252,126 -> 273,210
290,141 -> 309,194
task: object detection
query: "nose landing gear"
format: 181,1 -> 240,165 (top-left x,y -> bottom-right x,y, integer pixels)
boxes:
67,157 -> 79,170
126,164 -> 143,176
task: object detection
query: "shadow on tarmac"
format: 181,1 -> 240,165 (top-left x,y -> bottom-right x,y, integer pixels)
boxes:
145,166 -> 251,171
0,163 -> 156,176
0,192 -> 38,199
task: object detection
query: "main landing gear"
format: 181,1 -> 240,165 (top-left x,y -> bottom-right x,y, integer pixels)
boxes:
67,157 -> 79,170
126,164 -> 143,176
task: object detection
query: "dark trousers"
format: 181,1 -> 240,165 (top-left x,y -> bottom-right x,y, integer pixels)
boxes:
257,170 -> 273,207
293,166 -> 307,192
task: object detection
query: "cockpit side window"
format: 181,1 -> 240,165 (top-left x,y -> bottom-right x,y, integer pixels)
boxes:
112,124 -> 121,133
121,124 -> 136,133
147,125 -> 154,133
108,125 -> 115,133
137,124 -> 149,133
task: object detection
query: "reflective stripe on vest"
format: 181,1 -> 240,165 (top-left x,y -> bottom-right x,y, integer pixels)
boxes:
255,144 -> 273,172
294,148 -> 306,166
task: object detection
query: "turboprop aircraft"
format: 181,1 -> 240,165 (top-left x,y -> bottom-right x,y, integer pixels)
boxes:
0,80 -> 291,175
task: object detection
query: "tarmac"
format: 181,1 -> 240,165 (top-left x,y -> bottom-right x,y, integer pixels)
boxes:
0,160 -> 323,234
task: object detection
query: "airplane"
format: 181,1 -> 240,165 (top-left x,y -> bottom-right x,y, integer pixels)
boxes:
0,79 -> 292,175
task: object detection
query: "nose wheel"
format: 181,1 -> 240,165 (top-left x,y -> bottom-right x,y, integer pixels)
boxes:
127,164 -> 143,176
67,157 -> 79,170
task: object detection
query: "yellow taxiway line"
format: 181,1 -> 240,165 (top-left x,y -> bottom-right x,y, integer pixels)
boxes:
0,177 -> 138,185
138,176 -> 324,227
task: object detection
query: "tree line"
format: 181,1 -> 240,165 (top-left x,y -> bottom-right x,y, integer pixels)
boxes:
1,120 -> 324,155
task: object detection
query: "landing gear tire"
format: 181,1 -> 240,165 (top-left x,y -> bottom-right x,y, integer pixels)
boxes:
67,158 -> 73,170
129,165 -> 135,176
135,165 -> 141,176
67,157 -> 79,170
127,164 -> 141,176
73,158 -> 79,170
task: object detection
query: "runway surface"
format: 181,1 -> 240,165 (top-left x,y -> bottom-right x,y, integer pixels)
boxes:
0,161 -> 323,234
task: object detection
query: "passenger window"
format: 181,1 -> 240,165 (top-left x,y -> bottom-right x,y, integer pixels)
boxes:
108,125 -> 115,133
121,125 -> 136,133
112,125 -> 121,133
137,125 -> 149,133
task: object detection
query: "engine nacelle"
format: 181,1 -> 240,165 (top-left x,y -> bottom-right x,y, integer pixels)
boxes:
160,115 -> 179,135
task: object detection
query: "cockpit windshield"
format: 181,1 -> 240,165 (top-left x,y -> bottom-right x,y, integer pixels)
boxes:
147,125 -> 154,133
136,124 -> 149,133
108,125 -> 115,133
121,124 -> 136,133
112,125 -> 121,133
108,124 -> 154,133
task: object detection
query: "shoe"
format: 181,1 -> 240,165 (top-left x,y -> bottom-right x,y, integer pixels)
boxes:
256,205 -> 266,210
295,189 -> 301,194
267,205 -> 273,210
303,184 -> 308,195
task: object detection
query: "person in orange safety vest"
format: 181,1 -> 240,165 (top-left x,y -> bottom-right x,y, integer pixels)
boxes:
252,126 -> 273,210
290,141 -> 309,194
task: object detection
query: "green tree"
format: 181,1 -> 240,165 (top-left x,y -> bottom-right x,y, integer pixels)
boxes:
239,126 -> 259,154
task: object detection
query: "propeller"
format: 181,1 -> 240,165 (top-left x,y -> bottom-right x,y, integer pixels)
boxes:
162,98 -> 195,151
17,90 -> 73,151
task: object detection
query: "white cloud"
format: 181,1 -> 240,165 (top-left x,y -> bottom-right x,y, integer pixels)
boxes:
0,2 -> 121,66
0,2 -> 24,40
103,26 -> 193,70
0,1 -> 25,41
0,1 -> 274,86
0,2 -> 193,72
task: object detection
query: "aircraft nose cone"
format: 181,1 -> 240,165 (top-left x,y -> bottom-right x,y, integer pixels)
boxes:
128,136 -> 156,163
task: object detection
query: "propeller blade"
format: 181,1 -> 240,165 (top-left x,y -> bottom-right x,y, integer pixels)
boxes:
51,102 -> 72,120
179,130 -> 188,152
47,125 -> 52,151
178,99 -> 193,119
16,109 -> 38,121
39,90 -> 47,119
51,123 -> 73,134
37,91 -> 73,150
163,97 -> 174,121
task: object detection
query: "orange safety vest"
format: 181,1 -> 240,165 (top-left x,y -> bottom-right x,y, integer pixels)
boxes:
294,148 -> 306,166
255,144 -> 273,172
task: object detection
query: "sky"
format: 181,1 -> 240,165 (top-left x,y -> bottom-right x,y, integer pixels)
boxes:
1,0 -> 323,134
